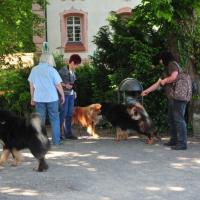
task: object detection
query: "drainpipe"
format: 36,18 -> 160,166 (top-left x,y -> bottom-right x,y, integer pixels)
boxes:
44,0 -> 48,42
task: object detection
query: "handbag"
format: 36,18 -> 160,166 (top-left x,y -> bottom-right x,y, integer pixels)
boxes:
172,62 -> 192,102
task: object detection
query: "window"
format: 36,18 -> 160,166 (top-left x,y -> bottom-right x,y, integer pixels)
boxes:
60,9 -> 88,52
116,7 -> 132,17
67,16 -> 81,42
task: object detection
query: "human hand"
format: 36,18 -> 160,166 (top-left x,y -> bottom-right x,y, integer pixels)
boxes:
65,83 -> 73,89
31,99 -> 35,106
157,78 -> 162,84
60,95 -> 65,104
74,91 -> 77,99
160,79 -> 166,86
141,90 -> 149,96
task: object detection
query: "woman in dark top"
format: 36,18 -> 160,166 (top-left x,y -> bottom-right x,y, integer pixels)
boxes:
59,54 -> 81,140
141,51 -> 188,150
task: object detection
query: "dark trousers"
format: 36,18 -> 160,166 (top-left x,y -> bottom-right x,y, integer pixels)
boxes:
168,99 -> 187,147
60,95 -> 74,137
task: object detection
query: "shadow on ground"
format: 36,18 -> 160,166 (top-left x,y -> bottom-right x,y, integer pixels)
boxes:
0,126 -> 200,200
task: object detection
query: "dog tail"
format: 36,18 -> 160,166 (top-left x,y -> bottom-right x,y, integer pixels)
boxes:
30,113 -> 49,146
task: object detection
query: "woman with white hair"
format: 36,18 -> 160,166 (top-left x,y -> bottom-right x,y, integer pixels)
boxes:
28,43 -> 65,145
39,53 -> 56,67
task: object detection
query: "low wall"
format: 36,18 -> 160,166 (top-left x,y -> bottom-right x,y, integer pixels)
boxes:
1,53 -> 35,68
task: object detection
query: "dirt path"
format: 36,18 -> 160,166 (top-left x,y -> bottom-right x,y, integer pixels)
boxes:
0,128 -> 200,200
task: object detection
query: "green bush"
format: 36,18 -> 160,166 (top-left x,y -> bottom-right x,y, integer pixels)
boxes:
0,67 -> 32,115
75,63 -> 95,106
54,53 -> 66,70
89,14 -> 168,132
75,62 -> 118,105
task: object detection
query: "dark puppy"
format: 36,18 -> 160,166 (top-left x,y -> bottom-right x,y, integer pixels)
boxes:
100,102 -> 159,143
0,110 -> 50,172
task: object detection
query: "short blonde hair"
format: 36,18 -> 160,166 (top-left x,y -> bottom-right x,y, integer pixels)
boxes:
39,53 -> 56,67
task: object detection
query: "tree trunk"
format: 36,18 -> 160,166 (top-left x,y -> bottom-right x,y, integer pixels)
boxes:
186,57 -> 200,136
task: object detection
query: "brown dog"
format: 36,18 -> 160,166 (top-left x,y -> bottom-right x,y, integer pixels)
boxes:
72,104 -> 102,138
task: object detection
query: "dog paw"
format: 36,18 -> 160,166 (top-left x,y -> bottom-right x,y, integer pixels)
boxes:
92,134 -> 99,139
146,139 -> 153,145
0,162 -> 4,167
0,162 -> 3,166
11,163 -> 18,167
33,167 -> 45,172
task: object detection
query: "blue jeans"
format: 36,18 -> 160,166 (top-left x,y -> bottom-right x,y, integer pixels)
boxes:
168,99 -> 187,147
35,101 -> 61,145
60,95 -> 74,137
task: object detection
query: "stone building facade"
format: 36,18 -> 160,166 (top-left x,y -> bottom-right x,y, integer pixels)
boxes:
33,0 -> 141,60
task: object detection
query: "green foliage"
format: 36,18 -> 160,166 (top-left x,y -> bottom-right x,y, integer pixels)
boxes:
0,0 -> 47,55
0,0 -> 200,133
75,64 -> 95,106
73,62 -> 118,106
90,0 -> 200,132
53,53 -> 66,70
0,67 -> 32,115
90,19 -> 166,130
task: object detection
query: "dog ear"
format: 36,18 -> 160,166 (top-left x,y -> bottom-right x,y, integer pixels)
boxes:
127,106 -> 141,120
90,104 -> 101,110
95,104 -> 101,110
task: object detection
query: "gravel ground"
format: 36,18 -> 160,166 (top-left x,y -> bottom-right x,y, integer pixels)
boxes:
1,128 -> 200,200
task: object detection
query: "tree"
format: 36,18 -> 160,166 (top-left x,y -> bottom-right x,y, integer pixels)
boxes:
91,0 -> 200,132
0,0 -> 46,55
